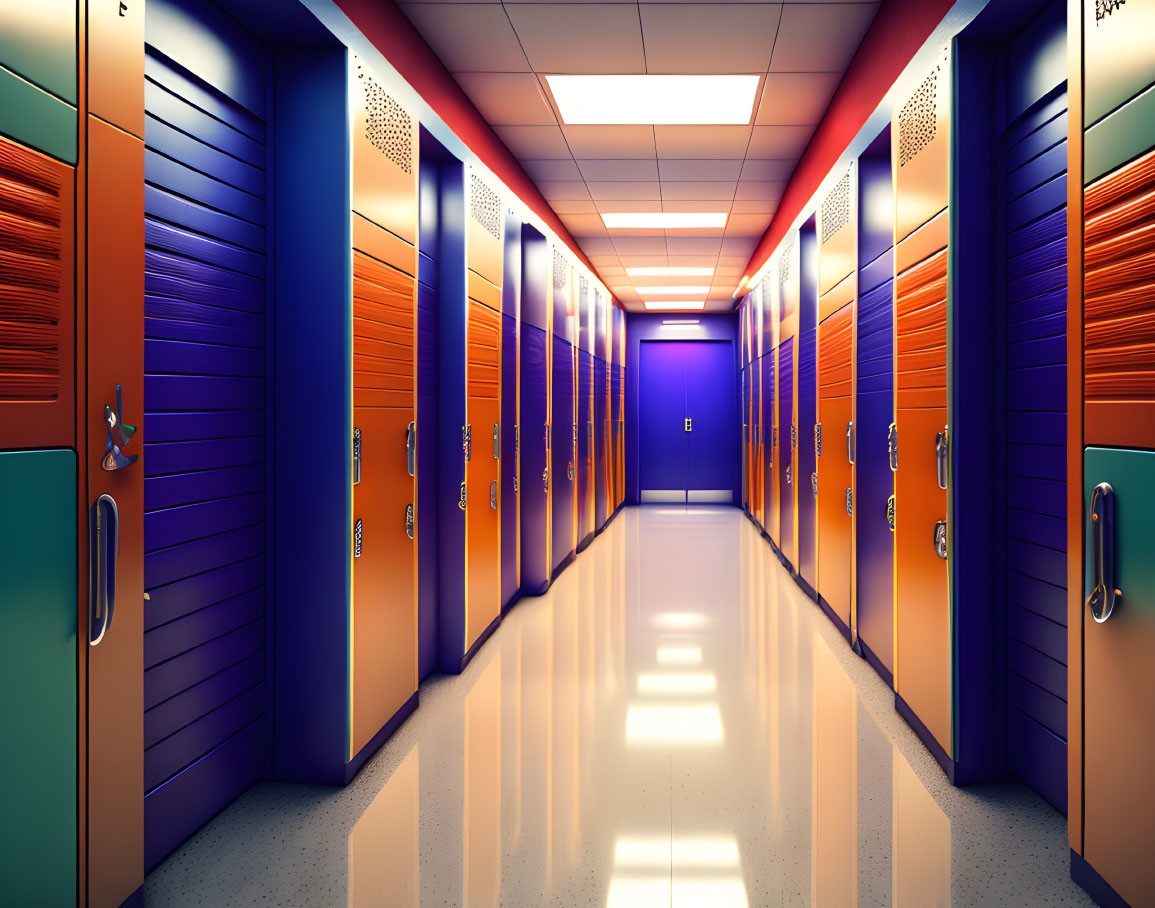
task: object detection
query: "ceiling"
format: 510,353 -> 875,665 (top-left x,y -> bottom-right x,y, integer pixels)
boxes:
399,1 -> 880,311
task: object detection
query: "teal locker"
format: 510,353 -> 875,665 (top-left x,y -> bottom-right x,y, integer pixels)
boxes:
0,449 -> 77,903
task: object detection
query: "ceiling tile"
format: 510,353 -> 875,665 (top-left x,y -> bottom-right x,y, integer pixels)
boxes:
577,159 -> 659,181
660,181 -> 737,201
755,72 -> 842,125
731,199 -> 777,214
616,254 -> 673,267
559,213 -> 608,235
725,213 -> 771,234
639,4 -> 783,74
658,159 -> 744,181
660,200 -> 735,213
505,4 -> 646,73
612,237 -> 670,255
735,180 -> 786,201
521,159 -> 582,180
596,199 -> 663,214
400,4 -> 529,71
654,126 -> 751,159
581,240 -> 619,257
665,236 -> 722,255
721,236 -> 759,256
549,199 -> 598,214
747,125 -> 814,159
740,158 -> 796,181
718,256 -> 749,267
564,125 -> 656,158
587,181 -> 662,201
452,72 -> 557,126
537,180 -> 591,200
768,2 -> 877,73
493,125 -> 571,158
667,255 -> 718,267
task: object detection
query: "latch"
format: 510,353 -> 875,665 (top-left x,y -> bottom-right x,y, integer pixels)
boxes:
353,427 -> 362,485
490,480 -> 497,510
811,472 -> 818,497
405,504 -> 414,540
354,519 -> 363,558
846,421 -> 854,465
463,425 -> 472,461
493,422 -> 500,459
815,423 -> 822,457
935,427 -> 949,490
888,423 -> 898,472
685,417 -> 693,432
845,487 -> 853,516
406,421 -> 416,476
458,482 -> 467,510
933,520 -> 948,559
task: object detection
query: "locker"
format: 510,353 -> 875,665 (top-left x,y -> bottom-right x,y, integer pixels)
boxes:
778,336 -> 795,567
751,348 -> 762,526
762,272 -> 780,547
855,135 -> 895,685
577,276 -> 595,550
520,225 -> 551,594
892,48 -> 952,760
501,211 -> 520,609
550,248 -> 576,574
594,288 -> 609,530
0,449 -> 77,904
797,219 -> 819,598
816,164 -> 857,639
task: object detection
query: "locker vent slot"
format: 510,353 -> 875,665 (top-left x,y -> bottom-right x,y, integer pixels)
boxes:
779,237 -> 794,286
579,275 -> 588,295
553,248 -> 569,289
0,137 -> 63,402
821,170 -> 851,243
470,173 -> 501,239
898,68 -> 938,167
357,63 -> 412,174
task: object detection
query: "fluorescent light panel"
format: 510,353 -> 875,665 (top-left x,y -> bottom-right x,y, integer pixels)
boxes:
644,302 -> 705,311
627,267 -> 714,277
547,75 -> 759,125
602,212 -> 728,230
636,286 -> 711,296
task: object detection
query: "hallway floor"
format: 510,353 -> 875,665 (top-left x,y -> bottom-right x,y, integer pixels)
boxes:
145,507 -> 1090,906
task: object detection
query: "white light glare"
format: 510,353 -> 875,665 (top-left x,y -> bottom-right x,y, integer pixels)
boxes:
645,302 -> 706,311
637,672 -> 717,695
625,704 -> 723,743
547,75 -> 760,126
657,646 -> 702,665
636,286 -> 711,296
653,611 -> 708,629
602,212 -> 728,230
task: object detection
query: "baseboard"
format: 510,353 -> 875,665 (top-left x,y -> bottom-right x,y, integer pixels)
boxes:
344,691 -> 419,784
1070,849 -> 1128,908
895,693 -> 955,784
858,638 -> 894,689
817,596 -> 852,643
457,612 -> 502,673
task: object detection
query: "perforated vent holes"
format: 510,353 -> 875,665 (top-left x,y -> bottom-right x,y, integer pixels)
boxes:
779,237 -> 795,286
822,171 -> 851,243
553,248 -> 569,289
470,174 -> 501,239
898,67 -> 938,167
357,62 -> 412,174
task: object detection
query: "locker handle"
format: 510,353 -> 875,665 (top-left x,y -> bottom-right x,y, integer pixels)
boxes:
490,480 -> 498,509
89,494 -> 119,646
406,422 -> 416,477
935,428 -> 949,490
493,423 -> 500,460
847,421 -> 854,465
888,423 -> 898,472
1087,482 -> 1119,623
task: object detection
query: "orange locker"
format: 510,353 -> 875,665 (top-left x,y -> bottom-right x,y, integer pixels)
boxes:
816,164 -> 857,638
349,58 -> 419,759
891,47 -> 952,758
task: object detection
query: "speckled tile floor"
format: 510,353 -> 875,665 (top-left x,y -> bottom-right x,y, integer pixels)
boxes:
144,506 -> 1092,907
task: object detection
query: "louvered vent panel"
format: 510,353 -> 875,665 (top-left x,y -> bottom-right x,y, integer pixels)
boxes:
0,138 -> 63,402
899,68 -> 939,167
470,174 -> 501,239
357,63 -> 412,174
779,238 -> 794,286
895,248 -> 948,409
1084,147 -> 1155,404
822,171 -> 852,243
553,248 -> 568,289
353,251 -> 415,409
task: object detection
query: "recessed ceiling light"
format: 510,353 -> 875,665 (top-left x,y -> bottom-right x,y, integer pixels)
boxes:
546,75 -> 760,125
637,286 -> 711,296
644,301 -> 706,311
627,267 -> 714,277
602,212 -> 728,230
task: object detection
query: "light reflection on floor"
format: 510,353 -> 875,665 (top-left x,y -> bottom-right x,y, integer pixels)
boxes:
145,507 -> 1090,906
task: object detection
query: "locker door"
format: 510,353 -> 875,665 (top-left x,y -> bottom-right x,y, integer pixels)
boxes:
778,338 -> 795,565
762,352 -> 776,536
519,316 -> 550,593
817,303 -> 854,632
1081,448 -> 1155,905
551,336 -> 575,570
0,450 -> 76,903
751,357 -> 762,523
141,14 -> 269,868
466,298 -> 502,650
578,348 -> 594,545
892,49 -> 952,757
797,224 -> 819,595
501,220 -> 520,608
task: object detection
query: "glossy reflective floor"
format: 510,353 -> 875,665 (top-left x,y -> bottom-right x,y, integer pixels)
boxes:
146,507 -> 1091,906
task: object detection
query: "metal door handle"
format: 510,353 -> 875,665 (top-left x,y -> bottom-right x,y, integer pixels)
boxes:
406,503 -> 415,539
1087,482 -> 1119,623
406,422 -> 416,476
493,423 -> 500,459
490,480 -> 497,509
90,494 -> 119,646
888,423 -> 898,472
935,427 -> 949,490
847,421 -> 854,464
353,427 -> 362,485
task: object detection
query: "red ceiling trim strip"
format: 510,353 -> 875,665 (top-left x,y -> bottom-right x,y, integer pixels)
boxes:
741,0 -> 957,288
334,0 -> 619,305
